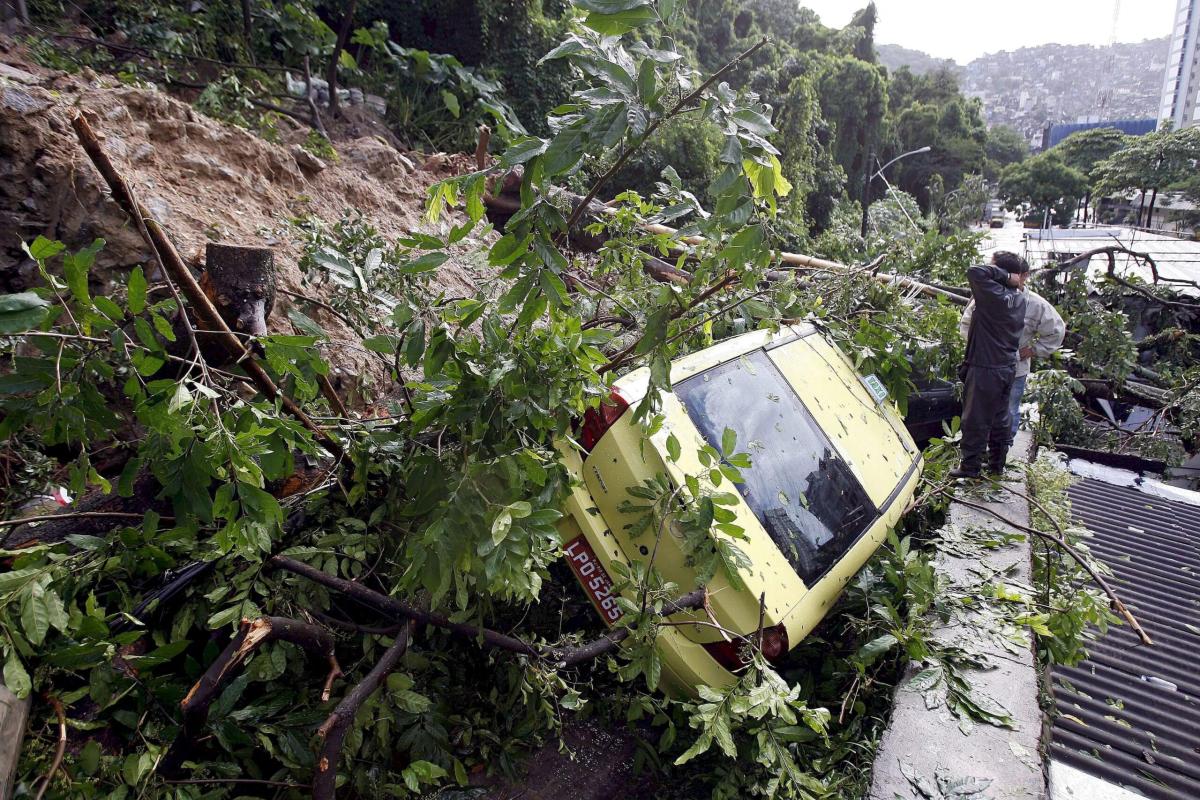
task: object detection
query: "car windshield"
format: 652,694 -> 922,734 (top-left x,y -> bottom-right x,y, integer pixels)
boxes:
675,349 -> 877,585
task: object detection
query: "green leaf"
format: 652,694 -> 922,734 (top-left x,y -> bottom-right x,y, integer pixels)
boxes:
583,8 -> 655,35
489,233 -> 533,266
25,236 -> 65,261
542,124 -> 586,175
3,651 -> 31,698
78,741 -> 101,776
731,108 -> 776,137
21,583 -> 50,645
0,568 -> 41,593
0,292 -> 49,333
63,252 -> 92,306
441,90 -> 461,118
720,427 -> 737,456
576,0 -> 650,11
499,138 -> 547,168
856,634 -> 898,665
127,266 -> 147,315
491,510 -> 512,545
93,296 -> 123,322
665,433 -> 681,462
400,252 -> 449,275
538,269 -> 571,308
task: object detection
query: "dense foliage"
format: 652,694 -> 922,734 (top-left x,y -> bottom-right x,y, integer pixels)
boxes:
4,1 -> 1199,799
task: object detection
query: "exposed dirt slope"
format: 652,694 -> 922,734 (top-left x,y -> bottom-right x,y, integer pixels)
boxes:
0,35 -> 486,388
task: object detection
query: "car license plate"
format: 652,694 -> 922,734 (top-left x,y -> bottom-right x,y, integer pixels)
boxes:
563,535 -> 623,626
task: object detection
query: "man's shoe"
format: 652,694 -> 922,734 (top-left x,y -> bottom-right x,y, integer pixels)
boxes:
949,467 -> 982,480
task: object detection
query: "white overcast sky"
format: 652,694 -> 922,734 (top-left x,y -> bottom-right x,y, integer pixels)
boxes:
798,0 -> 1179,63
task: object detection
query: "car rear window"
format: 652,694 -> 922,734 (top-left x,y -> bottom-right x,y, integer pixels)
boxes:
675,349 -> 877,585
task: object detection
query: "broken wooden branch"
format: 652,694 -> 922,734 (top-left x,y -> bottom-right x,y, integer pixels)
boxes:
303,55 -> 329,141
325,0 -> 357,117
1047,245 -> 1200,310
71,113 -> 343,458
938,489 -> 1153,646
269,555 -> 708,667
270,556 -> 539,656
31,696 -> 65,800
482,170 -> 968,306
314,625 -> 409,800
162,616 -> 341,776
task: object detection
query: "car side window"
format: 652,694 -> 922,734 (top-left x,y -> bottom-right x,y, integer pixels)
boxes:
675,350 -> 877,585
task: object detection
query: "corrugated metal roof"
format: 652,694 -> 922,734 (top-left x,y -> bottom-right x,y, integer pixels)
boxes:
1023,229 -> 1200,295
1049,477 -> 1200,800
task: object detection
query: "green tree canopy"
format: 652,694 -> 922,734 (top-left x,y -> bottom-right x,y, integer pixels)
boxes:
984,125 -> 1029,178
998,150 -> 1087,226
1055,127 -> 1132,183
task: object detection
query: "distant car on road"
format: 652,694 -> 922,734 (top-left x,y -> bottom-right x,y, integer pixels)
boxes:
990,217 -> 1005,228
555,326 -> 922,696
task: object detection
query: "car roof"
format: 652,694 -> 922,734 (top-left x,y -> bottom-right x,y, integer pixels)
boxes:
613,323 -> 816,404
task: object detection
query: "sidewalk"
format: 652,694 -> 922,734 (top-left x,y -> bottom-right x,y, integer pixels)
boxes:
869,431 -> 1046,800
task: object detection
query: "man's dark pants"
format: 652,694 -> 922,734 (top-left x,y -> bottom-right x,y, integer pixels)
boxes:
960,365 -> 1015,473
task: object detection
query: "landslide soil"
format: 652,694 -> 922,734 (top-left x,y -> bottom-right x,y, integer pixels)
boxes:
0,33 -> 489,391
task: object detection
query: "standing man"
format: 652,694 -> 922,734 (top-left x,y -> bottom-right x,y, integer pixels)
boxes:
951,251 -> 1029,479
959,277 -> 1066,446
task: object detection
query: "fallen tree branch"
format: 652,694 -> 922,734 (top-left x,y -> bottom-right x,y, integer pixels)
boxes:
269,555 -> 707,666
303,55 -> 329,141
484,172 -> 967,305
564,37 -> 769,232
551,588 -> 706,668
71,113 -> 344,458
599,271 -> 739,374
1048,245 -> 1200,311
270,556 -> 539,656
314,625 -> 409,800
936,488 -> 1152,646
31,696 -> 65,800
162,616 -> 342,776
0,510 -> 172,530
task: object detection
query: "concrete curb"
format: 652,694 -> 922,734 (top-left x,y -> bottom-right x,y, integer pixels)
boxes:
869,431 -> 1046,800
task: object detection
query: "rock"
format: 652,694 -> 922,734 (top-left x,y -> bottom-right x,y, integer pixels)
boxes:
340,137 -> 412,182
130,142 -> 155,163
150,118 -> 186,142
144,196 -> 170,224
179,153 -> 217,177
102,133 -> 128,158
0,86 -> 48,114
0,63 -> 40,85
290,144 -> 327,174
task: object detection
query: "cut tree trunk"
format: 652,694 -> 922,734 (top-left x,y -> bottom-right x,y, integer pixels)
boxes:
202,243 -> 276,338
325,0 -> 357,117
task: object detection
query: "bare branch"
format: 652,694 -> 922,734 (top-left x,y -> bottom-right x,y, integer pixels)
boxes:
313,626 -> 409,800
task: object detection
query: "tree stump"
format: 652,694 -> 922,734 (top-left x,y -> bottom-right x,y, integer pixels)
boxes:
202,243 -> 276,337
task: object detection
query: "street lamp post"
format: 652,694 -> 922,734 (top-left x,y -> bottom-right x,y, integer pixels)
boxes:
860,145 -> 932,239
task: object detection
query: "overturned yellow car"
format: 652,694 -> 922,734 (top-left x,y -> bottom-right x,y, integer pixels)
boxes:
557,324 -> 922,696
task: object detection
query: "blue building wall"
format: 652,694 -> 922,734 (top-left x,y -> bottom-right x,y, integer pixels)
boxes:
1045,119 -> 1157,149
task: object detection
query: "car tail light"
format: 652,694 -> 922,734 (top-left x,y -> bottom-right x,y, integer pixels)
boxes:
701,624 -> 790,672
579,389 -> 629,452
